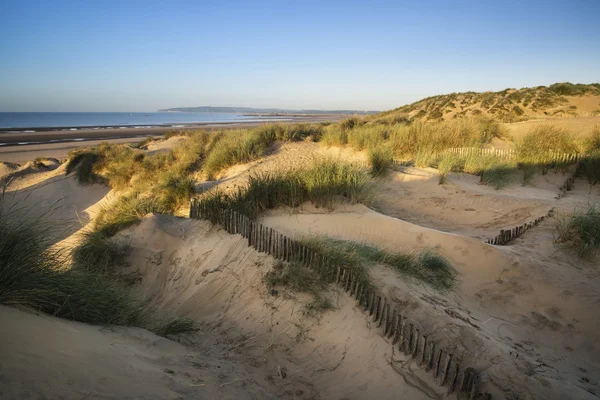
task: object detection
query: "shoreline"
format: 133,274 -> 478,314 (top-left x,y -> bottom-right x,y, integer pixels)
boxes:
0,115 -> 343,164
0,115 -> 342,147
0,118 -> 290,134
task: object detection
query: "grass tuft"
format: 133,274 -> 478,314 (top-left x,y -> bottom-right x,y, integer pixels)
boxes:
301,236 -> 458,291
266,261 -> 334,317
555,204 -> 600,259
516,125 -> 578,164
0,195 -> 146,325
200,158 -> 372,220
368,147 -> 393,177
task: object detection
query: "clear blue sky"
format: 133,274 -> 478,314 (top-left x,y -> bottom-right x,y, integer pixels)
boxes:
1,0 -> 599,112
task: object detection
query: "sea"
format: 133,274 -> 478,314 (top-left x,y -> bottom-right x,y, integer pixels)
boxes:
0,112 -> 288,131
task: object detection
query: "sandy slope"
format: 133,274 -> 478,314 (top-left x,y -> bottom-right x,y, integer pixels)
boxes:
258,203 -> 600,399
117,215 -> 441,400
2,137 -> 600,399
0,305 -> 276,400
374,166 -> 568,238
505,116 -> 600,140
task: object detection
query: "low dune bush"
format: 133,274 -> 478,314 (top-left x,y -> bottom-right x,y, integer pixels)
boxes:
203,128 -> 272,179
203,124 -> 321,179
340,116 -> 364,132
555,204 -> 600,259
67,144 -> 144,189
154,317 -> 199,337
520,164 -> 538,186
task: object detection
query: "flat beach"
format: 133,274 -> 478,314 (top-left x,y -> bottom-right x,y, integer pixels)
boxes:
0,115 -> 343,163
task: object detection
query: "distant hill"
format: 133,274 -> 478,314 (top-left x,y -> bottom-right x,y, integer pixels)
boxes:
158,106 -> 378,115
370,82 -> 600,124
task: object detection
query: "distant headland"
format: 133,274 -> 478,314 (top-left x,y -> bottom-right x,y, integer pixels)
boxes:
157,106 -> 379,115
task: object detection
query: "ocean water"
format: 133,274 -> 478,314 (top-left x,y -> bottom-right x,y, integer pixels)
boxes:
0,112 -> 287,130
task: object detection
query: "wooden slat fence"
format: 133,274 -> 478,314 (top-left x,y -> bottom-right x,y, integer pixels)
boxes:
486,161 -> 583,245
445,147 -> 583,164
190,200 -> 481,399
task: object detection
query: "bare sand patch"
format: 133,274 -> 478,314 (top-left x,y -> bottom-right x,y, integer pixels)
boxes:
0,305 -> 276,400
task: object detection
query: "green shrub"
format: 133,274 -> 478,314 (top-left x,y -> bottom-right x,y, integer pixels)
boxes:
555,204 -> 600,259
94,192 -> 163,237
340,116 -> 363,132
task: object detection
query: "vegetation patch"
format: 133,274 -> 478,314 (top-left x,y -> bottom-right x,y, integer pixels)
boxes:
555,204 -> 600,259
200,158 -> 373,220
301,236 -> 458,291
368,147 -> 393,177
266,261 -> 333,317
516,125 -> 578,164
0,196 -> 145,326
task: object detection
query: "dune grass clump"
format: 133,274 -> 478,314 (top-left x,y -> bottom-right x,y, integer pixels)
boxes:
72,231 -> 131,274
320,124 -> 348,146
388,117 -> 504,159
516,125 -> 578,164
301,236 -> 457,291
555,204 -> 600,259
66,144 -> 145,189
520,165 -> 538,186
436,153 -> 461,184
480,162 -> 515,189
347,125 -> 388,151
200,158 -> 372,220
0,196 -> 146,325
203,124 -> 319,180
368,147 -> 393,177
66,151 -> 104,184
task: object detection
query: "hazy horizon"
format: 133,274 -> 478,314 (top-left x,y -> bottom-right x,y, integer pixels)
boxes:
1,0 -> 599,112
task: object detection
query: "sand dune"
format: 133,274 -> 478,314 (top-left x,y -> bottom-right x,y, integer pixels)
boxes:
0,305 -> 276,400
2,133 -> 600,399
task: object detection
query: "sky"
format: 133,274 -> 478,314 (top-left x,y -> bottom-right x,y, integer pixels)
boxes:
0,0 -> 599,112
